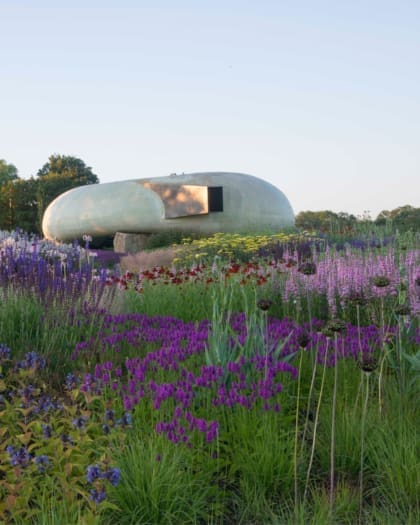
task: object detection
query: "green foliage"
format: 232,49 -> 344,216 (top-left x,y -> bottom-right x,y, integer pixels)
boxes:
105,431 -> 223,525
37,154 -> 99,184
122,279 -> 215,321
0,350 -> 123,523
375,205 -> 420,232
0,178 -> 39,233
144,230 -> 202,250
0,156 -> 99,234
368,411 -> 419,520
0,159 -> 19,186
295,210 -> 357,233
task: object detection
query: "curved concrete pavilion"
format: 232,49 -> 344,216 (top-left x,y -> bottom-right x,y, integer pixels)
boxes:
42,172 -> 295,242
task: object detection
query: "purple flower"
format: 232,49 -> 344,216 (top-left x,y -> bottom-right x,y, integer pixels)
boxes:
117,412 -> 132,427
0,343 -> 11,360
72,415 -> 88,429
7,445 -> 31,467
60,434 -> 74,446
86,464 -> 102,483
65,372 -> 79,390
89,488 -> 106,504
103,467 -> 121,486
18,351 -> 46,370
104,409 -> 115,422
42,424 -> 52,438
35,454 -> 50,473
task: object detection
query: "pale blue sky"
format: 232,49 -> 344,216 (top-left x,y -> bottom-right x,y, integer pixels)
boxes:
1,1 -> 419,218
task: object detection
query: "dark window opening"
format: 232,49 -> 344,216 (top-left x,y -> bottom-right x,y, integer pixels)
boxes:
208,186 -> 223,212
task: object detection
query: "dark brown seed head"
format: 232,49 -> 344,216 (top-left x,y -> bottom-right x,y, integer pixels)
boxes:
257,299 -> 273,311
371,275 -> 391,288
346,291 -> 368,306
322,319 -> 347,338
298,261 -> 317,275
394,304 -> 411,316
357,354 -> 378,373
297,331 -> 311,348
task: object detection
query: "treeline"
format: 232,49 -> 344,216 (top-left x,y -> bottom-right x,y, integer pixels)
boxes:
0,156 -> 98,234
295,207 -> 420,233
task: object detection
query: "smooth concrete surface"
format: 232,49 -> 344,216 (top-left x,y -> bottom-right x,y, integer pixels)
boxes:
42,172 -> 295,241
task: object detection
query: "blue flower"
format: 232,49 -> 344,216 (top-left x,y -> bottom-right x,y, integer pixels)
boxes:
18,351 -> 46,370
35,454 -> 50,473
0,344 -> 11,361
117,411 -> 132,427
72,415 -> 87,429
65,372 -> 79,390
103,467 -> 121,486
104,409 -> 115,422
7,445 -> 31,467
86,464 -> 102,483
89,488 -> 106,504
42,424 -> 52,438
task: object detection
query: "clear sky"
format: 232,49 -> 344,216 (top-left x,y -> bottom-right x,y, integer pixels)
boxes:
1,0 -> 419,219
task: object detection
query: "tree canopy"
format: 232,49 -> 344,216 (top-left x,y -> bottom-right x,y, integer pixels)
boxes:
37,154 -> 99,185
295,210 -> 357,233
0,155 -> 99,234
0,159 -> 19,186
375,205 -> 420,231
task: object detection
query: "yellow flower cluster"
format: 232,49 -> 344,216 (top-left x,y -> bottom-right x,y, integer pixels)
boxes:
174,231 -> 318,266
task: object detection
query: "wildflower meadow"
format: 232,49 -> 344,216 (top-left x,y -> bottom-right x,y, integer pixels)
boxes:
0,227 -> 419,524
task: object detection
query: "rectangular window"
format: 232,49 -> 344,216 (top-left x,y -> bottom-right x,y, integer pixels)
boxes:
208,186 -> 223,212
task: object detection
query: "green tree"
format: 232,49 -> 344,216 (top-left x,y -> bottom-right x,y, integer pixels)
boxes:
375,205 -> 420,232
295,210 -> 337,232
0,159 -> 19,186
0,181 -> 13,230
295,210 -> 358,234
12,178 -> 39,233
0,178 -> 39,233
36,154 -> 99,231
37,154 -> 99,185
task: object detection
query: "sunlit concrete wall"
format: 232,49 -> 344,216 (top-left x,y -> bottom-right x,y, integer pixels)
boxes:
42,172 -> 295,241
